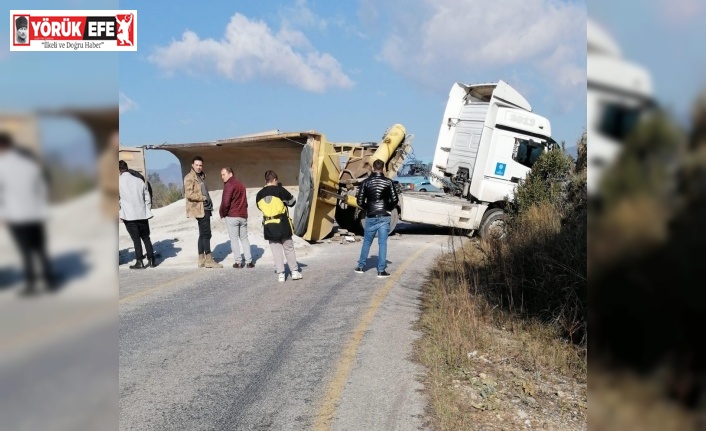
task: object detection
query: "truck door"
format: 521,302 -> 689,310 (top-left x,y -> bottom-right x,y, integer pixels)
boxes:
485,131 -> 517,182
479,131 -> 543,203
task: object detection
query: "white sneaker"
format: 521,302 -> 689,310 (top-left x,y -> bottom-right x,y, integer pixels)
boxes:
278,273 -> 285,283
291,270 -> 303,280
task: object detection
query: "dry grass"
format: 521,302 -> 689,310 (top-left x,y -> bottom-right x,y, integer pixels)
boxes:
479,202 -> 586,344
413,144 -> 587,429
587,108 -> 706,428
589,367 -> 701,431
416,229 -> 587,430
589,194 -> 670,274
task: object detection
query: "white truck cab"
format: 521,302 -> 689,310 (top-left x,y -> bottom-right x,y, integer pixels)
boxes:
430,81 -> 553,202
586,18 -> 655,195
398,80 -> 555,237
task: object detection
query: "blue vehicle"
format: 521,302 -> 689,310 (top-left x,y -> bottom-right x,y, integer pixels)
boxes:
395,176 -> 441,193
394,157 -> 441,192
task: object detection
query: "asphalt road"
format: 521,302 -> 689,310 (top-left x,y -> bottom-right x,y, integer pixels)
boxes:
0,199 -> 118,431
119,223 -> 457,431
0,307 -> 118,431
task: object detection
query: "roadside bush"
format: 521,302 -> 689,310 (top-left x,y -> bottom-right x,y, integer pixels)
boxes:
46,154 -> 95,203
416,132 -> 589,430
511,146 -> 576,216
599,111 -> 682,207
480,133 -> 587,344
588,106 -> 706,415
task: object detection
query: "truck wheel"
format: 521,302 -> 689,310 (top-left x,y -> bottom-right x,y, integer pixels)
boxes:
335,206 -> 357,232
389,207 -> 399,233
357,211 -> 367,233
293,143 -> 314,236
479,208 -> 506,240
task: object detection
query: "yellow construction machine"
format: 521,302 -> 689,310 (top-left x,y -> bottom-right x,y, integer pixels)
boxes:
292,124 -> 412,242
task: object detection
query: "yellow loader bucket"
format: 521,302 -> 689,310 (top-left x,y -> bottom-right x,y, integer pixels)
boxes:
293,124 -> 408,242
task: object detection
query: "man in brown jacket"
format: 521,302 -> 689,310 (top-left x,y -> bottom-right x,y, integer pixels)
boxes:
183,156 -> 222,268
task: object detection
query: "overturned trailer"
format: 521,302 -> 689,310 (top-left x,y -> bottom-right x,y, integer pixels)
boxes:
0,106 -> 118,156
118,146 -> 146,177
144,131 -> 323,191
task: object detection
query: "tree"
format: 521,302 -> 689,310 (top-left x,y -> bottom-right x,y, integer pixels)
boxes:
147,172 -> 183,208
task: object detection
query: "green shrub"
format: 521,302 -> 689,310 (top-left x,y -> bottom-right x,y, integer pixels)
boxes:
512,146 -> 576,216
148,172 -> 183,208
478,134 -> 587,343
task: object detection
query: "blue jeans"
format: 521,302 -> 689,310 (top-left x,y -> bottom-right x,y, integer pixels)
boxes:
357,216 -> 391,273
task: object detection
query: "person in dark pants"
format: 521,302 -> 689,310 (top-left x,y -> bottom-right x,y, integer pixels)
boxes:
119,160 -> 156,269
7,223 -> 54,294
122,165 -> 156,261
0,132 -> 55,295
354,159 -> 399,277
183,156 -> 222,268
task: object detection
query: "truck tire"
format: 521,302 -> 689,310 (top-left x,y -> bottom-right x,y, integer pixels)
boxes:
479,208 -> 506,240
355,210 -> 366,235
293,144 -> 315,237
335,206 -> 357,232
389,207 -> 399,233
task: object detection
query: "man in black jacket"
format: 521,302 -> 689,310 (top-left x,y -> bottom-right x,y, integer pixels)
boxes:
354,159 -> 399,277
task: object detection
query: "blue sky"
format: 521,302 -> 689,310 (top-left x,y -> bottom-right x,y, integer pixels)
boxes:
1,0 -> 118,166
118,0 -> 587,170
590,0 -> 706,124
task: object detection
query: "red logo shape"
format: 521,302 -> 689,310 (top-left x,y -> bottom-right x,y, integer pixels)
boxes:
115,13 -> 134,46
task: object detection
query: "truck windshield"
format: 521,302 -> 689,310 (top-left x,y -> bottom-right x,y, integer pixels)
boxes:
598,103 -> 643,142
512,138 -> 545,168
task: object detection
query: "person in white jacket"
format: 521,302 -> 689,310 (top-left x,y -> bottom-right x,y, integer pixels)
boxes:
119,160 -> 156,269
0,132 -> 55,295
